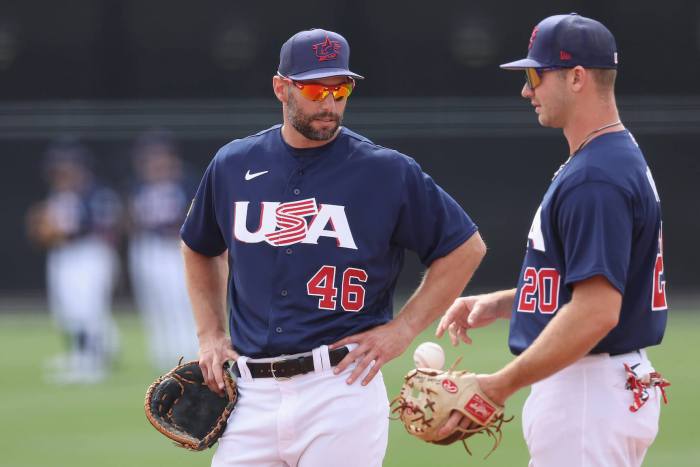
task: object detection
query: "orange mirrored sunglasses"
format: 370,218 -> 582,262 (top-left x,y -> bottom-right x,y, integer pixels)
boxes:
524,68 -> 545,89
279,73 -> 355,101
524,67 -> 572,89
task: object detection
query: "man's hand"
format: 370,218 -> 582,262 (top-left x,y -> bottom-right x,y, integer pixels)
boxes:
437,374 -> 506,438
198,333 -> 239,395
438,410 -> 476,439
436,296 -> 500,345
330,318 -> 415,386
436,291 -> 513,345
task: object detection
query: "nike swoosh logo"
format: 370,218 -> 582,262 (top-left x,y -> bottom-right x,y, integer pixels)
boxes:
245,170 -> 269,181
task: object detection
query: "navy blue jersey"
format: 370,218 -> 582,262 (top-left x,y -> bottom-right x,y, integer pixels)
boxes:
130,180 -> 193,236
181,125 -> 477,357
509,130 -> 668,355
46,184 -> 121,241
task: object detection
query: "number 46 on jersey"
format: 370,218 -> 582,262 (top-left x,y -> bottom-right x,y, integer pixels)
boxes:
307,265 -> 368,312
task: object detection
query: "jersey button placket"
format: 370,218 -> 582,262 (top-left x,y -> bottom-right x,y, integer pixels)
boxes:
268,164 -> 306,349
290,162 -> 306,197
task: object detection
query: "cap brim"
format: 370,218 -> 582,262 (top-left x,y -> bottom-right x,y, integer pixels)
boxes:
285,68 -> 365,80
500,58 -> 548,69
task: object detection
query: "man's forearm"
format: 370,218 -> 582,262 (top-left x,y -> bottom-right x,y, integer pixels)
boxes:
481,276 -> 621,404
181,241 -> 229,340
488,288 -> 517,319
397,233 -> 487,336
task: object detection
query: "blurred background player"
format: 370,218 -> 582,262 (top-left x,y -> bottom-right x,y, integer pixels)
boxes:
127,130 -> 199,371
26,137 -> 121,383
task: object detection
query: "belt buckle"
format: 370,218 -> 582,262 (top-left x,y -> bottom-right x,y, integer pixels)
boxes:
270,359 -> 291,381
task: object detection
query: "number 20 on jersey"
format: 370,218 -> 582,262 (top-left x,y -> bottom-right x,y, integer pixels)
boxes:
517,224 -> 668,314
517,267 -> 561,314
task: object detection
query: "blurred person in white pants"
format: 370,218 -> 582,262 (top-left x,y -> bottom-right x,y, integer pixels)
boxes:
27,137 -> 121,383
127,130 -> 198,371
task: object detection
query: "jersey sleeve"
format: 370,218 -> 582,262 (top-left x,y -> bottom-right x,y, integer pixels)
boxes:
180,158 -> 227,256
555,181 -> 633,293
391,158 -> 477,265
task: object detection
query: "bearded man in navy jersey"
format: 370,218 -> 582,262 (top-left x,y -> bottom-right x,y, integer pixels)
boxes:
181,28 -> 486,467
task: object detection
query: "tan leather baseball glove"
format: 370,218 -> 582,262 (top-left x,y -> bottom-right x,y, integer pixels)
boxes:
391,363 -> 511,457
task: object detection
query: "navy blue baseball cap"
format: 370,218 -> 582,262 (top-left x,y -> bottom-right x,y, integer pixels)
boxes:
278,28 -> 364,81
501,13 -> 618,70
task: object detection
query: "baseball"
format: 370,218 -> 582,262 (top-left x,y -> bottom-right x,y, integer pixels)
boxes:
413,342 -> 445,370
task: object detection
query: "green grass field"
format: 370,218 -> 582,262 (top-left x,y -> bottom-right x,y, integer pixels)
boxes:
1,309 -> 698,467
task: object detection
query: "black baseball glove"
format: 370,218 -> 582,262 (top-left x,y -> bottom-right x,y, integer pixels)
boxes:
144,360 -> 238,451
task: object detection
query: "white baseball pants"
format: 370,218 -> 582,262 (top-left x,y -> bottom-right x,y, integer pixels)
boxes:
47,236 -> 119,358
129,234 -> 198,370
212,345 -> 389,467
523,349 -> 662,467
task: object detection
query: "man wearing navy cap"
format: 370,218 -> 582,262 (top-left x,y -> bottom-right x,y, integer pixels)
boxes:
181,28 -> 486,466
436,14 -> 669,466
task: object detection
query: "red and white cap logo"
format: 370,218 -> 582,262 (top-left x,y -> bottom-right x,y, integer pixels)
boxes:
528,26 -> 539,50
313,36 -> 341,62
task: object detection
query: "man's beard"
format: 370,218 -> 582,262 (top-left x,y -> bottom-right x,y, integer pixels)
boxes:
287,93 -> 343,141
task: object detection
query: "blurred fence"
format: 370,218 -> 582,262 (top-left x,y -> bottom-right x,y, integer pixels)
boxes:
2,96 -> 698,299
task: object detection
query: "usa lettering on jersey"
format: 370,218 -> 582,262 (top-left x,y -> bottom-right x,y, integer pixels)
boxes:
233,198 -> 358,249
527,206 -> 545,251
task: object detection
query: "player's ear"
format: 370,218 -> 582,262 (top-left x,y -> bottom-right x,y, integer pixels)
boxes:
570,66 -> 586,93
273,75 -> 288,104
